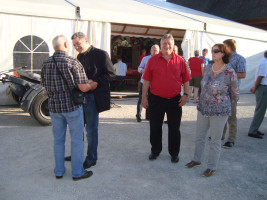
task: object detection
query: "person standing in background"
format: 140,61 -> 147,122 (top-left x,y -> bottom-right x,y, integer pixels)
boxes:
199,48 -> 210,67
136,44 -> 160,122
140,49 -> 146,64
248,50 -> 267,139
188,50 -> 204,103
222,39 -> 246,148
113,55 -> 127,91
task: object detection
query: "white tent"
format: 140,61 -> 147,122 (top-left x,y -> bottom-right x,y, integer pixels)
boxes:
0,0 -> 266,95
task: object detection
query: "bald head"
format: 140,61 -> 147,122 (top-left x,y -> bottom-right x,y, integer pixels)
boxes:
52,35 -> 69,53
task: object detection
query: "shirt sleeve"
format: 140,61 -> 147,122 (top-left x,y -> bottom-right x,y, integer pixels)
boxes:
142,59 -> 152,81
138,58 -> 146,73
181,60 -> 191,83
72,60 -> 88,85
257,62 -> 267,77
229,69 -> 239,103
236,55 -> 246,73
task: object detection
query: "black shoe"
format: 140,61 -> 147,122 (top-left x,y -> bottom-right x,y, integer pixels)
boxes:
149,153 -> 158,161
136,116 -> 142,122
72,170 -> 93,181
248,133 -> 263,139
171,156 -> 179,163
222,141 -> 234,149
56,175 -> 63,179
164,121 -> 168,124
64,156 -> 71,161
257,131 -> 265,136
83,160 -> 96,169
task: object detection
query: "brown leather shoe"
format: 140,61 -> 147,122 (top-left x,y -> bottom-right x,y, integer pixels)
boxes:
185,161 -> 201,168
202,169 -> 216,177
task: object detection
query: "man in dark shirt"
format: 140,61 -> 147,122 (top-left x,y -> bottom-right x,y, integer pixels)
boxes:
41,35 -> 95,180
70,32 -> 115,169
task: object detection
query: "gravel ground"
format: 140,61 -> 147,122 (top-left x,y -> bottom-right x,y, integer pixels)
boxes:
0,94 -> 266,200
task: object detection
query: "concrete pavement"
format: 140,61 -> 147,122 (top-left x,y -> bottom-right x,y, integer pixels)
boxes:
0,94 -> 266,200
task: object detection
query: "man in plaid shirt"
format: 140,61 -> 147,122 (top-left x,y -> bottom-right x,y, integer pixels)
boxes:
41,35 -> 97,181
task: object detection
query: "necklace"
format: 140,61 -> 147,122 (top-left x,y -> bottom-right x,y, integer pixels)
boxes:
212,64 -> 226,73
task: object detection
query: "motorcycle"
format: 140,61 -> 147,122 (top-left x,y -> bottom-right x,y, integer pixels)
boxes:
0,67 -> 51,125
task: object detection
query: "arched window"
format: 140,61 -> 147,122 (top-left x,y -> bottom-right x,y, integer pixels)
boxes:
13,35 -> 49,74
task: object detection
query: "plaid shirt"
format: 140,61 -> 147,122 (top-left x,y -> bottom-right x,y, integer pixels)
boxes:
41,51 -> 88,113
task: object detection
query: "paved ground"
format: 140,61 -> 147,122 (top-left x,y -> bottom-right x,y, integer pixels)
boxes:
0,94 -> 266,200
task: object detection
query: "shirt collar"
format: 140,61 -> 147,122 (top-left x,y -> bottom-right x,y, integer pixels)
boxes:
82,45 -> 93,55
53,50 -> 68,56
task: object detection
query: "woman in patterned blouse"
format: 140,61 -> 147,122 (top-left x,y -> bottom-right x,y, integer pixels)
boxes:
185,43 -> 239,177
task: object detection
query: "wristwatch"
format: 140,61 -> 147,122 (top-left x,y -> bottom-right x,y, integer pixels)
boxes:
183,93 -> 189,96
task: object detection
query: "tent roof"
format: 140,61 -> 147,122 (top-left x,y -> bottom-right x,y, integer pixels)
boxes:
1,0 -> 266,42
0,0 -> 204,31
140,0 -> 267,41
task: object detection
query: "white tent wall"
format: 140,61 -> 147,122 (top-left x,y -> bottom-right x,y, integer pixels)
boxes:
0,14 -> 111,73
0,12 -> 111,105
0,14 -> 76,72
203,33 -> 267,93
182,30 -> 267,93
181,30 -> 203,61
87,21 -> 111,55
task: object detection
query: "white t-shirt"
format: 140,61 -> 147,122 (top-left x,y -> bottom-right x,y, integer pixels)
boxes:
257,58 -> 267,85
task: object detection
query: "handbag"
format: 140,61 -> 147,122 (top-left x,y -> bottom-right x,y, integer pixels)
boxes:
52,56 -> 84,105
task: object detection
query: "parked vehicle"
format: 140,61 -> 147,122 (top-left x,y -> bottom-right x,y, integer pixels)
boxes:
0,67 -> 51,125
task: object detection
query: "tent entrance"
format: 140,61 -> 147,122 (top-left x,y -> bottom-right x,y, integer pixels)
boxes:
110,23 -> 185,90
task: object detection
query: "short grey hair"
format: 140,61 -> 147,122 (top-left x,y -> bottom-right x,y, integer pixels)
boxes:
160,34 -> 174,45
194,50 -> 200,56
71,32 -> 87,40
52,35 -> 67,48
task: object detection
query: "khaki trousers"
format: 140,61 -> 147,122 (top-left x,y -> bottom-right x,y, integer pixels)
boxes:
222,101 -> 237,143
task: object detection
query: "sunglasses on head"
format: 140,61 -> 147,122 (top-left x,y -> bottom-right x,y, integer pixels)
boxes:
212,49 -> 221,53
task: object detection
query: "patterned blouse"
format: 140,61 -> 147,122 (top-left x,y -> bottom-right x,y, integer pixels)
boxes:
197,63 -> 239,117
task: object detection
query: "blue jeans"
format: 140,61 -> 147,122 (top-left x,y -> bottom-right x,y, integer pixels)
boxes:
136,83 -> 150,119
83,93 -> 99,162
50,107 -> 84,178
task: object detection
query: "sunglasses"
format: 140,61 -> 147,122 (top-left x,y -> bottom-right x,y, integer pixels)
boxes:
212,49 -> 221,53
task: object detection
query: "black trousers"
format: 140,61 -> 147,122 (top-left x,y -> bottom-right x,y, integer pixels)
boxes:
149,93 -> 182,157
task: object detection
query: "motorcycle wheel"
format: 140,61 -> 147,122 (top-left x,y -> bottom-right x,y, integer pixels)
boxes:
30,91 -> 51,126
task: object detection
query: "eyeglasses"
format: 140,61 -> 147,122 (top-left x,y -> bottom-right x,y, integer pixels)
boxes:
212,49 -> 221,53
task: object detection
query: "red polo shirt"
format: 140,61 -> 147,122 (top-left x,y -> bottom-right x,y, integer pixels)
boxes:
143,52 -> 191,98
188,57 -> 204,77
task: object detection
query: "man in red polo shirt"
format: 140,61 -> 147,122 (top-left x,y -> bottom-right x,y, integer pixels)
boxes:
141,34 -> 191,163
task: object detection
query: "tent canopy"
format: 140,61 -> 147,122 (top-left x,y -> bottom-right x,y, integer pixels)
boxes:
0,0 -> 204,31
0,0 -> 267,93
1,0 -> 266,42
138,0 -> 267,42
